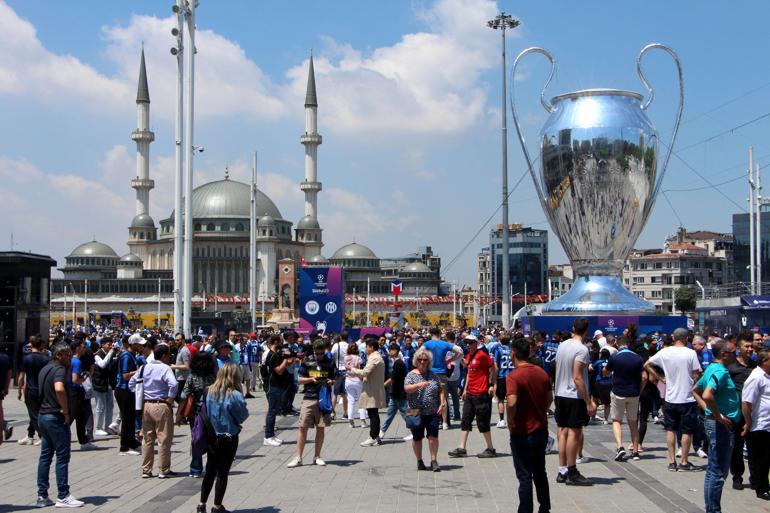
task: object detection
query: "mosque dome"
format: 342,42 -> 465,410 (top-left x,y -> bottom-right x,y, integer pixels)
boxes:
308,254 -> 329,264
169,178 -> 283,220
119,253 -> 143,264
297,215 -> 320,230
67,241 -> 119,259
331,242 -> 378,260
403,262 -> 433,274
130,213 -> 155,228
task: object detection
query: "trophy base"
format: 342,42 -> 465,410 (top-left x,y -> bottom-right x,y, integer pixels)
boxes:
542,275 -> 656,314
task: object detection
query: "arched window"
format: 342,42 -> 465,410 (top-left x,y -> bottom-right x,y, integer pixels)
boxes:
139,232 -> 144,239
221,223 -> 230,232
235,223 -> 244,231
207,223 -> 215,231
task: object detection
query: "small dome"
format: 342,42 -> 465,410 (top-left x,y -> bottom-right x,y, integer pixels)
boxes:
67,240 -> 118,259
130,213 -> 155,228
258,215 -> 276,227
119,253 -> 143,264
309,254 -> 329,264
403,262 -> 433,273
297,215 -> 320,230
331,242 -> 378,260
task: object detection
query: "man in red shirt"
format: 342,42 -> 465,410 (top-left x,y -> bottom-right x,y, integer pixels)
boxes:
448,335 -> 497,458
507,336 -> 553,513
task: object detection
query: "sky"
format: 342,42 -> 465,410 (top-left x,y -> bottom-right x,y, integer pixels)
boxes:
2,0 -> 770,288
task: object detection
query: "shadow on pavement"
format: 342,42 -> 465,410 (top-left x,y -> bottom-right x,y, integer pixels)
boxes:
588,476 -> 626,486
237,508 -> 280,513
326,459 -> 363,467
80,495 -> 120,506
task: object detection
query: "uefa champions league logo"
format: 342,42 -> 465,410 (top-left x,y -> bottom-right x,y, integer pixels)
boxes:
316,320 -> 327,333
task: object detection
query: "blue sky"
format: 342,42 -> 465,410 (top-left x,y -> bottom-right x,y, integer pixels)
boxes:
2,0 -> 770,288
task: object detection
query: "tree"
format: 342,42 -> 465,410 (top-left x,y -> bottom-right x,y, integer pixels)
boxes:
674,286 -> 697,315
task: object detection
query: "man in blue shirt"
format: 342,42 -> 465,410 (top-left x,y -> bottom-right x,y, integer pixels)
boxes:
115,334 -> 142,454
423,327 -> 463,429
69,338 -> 96,450
493,336 -> 512,429
692,340 -> 740,513
604,337 -> 645,461
538,333 -> 560,383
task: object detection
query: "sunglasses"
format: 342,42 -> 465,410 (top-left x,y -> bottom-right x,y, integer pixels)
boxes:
416,358 -> 429,362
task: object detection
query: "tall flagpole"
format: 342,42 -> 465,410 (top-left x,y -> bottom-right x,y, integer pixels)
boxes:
172,0 -> 184,334
250,151 -> 258,332
366,276 -> 370,326
182,0 -> 196,337
750,147 -> 756,295
757,162 -> 763,293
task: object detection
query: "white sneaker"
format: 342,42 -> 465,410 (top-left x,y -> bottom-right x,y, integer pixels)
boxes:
263,437 -> 282,447
18,436 -> 34,446
442,423 -> 449,430
287,456 -> 302,468
402,434 -> 413,441
697,448 -> 708,459
107,423 -> 120,434
496,419 -> 506,429
360,437 -> 377,447
79,443 -> 98,451
120,449 -> 140,456
94,429 -> 109,437
360,420 -> 368,428
576,456 -> 590,464
314,456 -> 326,466
676,448 -> 682,458
55,495 -> 84,508
378,430 -> 386,439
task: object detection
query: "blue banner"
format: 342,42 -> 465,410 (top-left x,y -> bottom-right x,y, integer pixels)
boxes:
299,266 -> 344,335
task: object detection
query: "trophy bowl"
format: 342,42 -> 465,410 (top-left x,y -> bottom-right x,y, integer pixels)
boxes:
511,44 -> 683,314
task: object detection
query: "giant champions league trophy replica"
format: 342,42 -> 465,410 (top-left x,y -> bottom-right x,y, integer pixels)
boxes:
511,44 -> 683,314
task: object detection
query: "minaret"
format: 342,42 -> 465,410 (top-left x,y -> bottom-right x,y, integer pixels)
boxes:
297,54 -> 323,254
128,48 -> 157,254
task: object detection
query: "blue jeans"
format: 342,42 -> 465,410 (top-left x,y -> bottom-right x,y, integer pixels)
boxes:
704,418 -> 733,513
446,380 -> 461,421
510,428 -> 550,513
381,398 -> 407,434
37,413 -> 71,500
265,386 -> 285,439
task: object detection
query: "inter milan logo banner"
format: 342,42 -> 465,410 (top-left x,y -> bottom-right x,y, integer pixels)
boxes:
299,266 -> 344,335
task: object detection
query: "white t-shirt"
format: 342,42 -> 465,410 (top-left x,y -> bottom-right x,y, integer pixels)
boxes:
648,345 -> 701,404
330,341 -> 349,371
742,367 -> 770,432
554,338 -> 590,399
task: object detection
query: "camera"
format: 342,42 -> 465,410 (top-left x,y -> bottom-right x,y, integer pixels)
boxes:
281,346 -> 297,359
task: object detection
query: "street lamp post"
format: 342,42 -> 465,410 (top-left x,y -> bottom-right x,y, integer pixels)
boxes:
488,12 -> 519,330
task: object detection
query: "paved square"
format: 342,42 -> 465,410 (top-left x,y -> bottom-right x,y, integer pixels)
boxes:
0,392 -> 764,513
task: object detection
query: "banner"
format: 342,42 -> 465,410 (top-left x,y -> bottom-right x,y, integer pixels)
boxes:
299,266 -> 344,335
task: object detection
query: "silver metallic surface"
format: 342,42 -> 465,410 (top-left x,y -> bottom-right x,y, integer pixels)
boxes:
511,44 -> 684,314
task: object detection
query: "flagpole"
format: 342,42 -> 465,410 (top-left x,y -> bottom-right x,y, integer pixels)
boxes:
366,277 -> 370,326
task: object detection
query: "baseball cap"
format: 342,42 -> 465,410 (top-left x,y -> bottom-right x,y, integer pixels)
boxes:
128,333 -> 146,346
313,339 -> 326,350
465,334 -> 479,343
594,330 -> 603,337
216,340 -> 232,351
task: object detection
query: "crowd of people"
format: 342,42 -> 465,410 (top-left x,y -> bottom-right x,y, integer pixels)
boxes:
1,319 -> 769,513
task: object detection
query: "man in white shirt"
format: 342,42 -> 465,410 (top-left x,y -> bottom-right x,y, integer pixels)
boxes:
330,332 -> 350,419
741,350 -> 770,500
645,328 -> 702,472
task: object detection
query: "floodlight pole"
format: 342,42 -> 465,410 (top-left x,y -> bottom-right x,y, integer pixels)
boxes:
487,12 -> 519,329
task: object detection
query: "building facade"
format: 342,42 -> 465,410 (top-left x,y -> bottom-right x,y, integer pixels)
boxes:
623,245 -> 728,313
51,52 -> 326,325
479,224 -> 548,321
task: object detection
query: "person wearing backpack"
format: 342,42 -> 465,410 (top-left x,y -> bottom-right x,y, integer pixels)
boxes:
196,363 -> 249,513
180,351 -> 217,478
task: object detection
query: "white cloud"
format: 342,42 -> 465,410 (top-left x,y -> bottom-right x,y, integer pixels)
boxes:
0,1 -> 131,111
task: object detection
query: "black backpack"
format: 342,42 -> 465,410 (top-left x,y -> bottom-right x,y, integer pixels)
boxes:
260,350 -> 273,384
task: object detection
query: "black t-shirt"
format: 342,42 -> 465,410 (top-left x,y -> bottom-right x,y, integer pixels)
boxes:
267,351 -> 292,390
299,354 -> 335,400
21,352 -> 50,395
390,359 -> 407,400
0,352 -> 10,395
39,361 -> 69,416
727,359 -> 757,394
605,348 -> 644,397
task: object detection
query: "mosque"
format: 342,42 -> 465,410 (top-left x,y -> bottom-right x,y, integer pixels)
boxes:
50,51 -> 444,328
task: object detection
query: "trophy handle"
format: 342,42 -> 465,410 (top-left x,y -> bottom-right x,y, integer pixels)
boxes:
637,43 -> 684,200
510,47 -> 557,207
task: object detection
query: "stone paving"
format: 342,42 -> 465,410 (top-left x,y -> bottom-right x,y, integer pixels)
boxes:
1,389 -> 768,513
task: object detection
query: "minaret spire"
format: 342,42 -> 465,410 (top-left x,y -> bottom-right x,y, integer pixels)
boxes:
298,53 -> 323,255
129,47 -> 157,248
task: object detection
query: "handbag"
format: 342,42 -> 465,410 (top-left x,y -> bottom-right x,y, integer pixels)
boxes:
318,385 -> 333,414
176,394 -> 194,424
191,396 -> 213,457
405,408 -> 423,430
